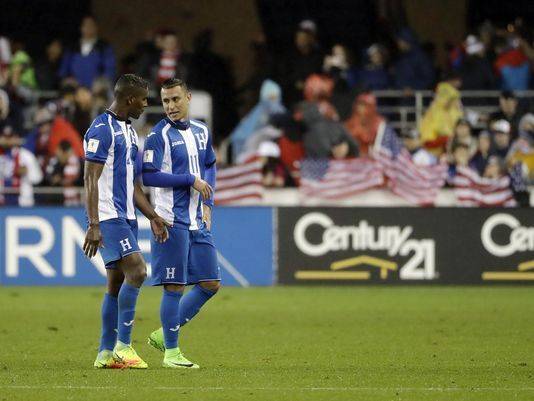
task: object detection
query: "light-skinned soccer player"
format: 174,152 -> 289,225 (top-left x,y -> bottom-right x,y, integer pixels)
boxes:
141,78 -> 220,368
84,74 -> 170,369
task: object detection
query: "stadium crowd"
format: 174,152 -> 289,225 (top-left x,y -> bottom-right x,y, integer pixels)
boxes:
0,15 -> 533,206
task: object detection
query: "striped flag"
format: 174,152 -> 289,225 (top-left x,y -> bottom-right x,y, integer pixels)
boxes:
373,123 -> 447,205
451,166 -> 516,207
214,158 -> 264,205
299,158 -> 384,199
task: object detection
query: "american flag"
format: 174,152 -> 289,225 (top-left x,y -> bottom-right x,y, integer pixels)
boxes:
373,123 -> 447,205
451,166 -> 516,207
214,158 -> 264,205
299,158 -> 384,199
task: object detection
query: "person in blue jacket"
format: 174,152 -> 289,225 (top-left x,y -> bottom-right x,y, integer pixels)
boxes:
59,16 -> 116,88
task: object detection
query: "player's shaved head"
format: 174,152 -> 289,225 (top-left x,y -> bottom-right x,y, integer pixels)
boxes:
114,74 -> 149,100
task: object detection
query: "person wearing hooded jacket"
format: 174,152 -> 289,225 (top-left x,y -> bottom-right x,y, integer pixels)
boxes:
392,28 -> 435,90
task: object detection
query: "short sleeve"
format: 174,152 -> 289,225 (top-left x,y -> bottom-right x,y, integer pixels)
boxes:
84,122 -> 112,164
142,132 -> 165,172
205,129 -> 216,167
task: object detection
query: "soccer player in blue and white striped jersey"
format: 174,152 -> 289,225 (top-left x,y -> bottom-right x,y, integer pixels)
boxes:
84,74 -> 169,369
142,78 -> 220,368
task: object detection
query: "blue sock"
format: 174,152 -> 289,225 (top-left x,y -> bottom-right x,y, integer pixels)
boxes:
160,290 -> 182,349
117,283 -> 140,345
179,285 -> 216,326
99,293 -> 118,351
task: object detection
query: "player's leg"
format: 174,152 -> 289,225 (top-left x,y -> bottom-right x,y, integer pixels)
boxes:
179,228 -> 221,326
94,269 -> 125,369
112,252 -> 148,368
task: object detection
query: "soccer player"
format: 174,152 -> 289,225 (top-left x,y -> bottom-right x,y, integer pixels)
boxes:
84,74 -> 169,369
141,78 -> 220,368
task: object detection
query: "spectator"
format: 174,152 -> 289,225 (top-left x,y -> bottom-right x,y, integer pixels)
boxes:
323,44 -> 359,120
448,142 -> 470,178
0,125 -> 42,206
187,29 -> 238,142
24,107 -> 84,169
490,119 -> 512,159
91,76 -> 112,116
447,119 -> 477,158
35,39 -> 63,91
59,15 -> 116,88
0,35 -> 11,86
298,101 -> 357,159
344,93 -> 384,156
0,87 -> 23,134
420,81 -> 463,154
44,140 -> 81,206
494,36 -> 530,91
71,86 -> 93,135
508,113 -> 534,181
392,28 -> 435,91
256,141 -> 289,188
281,21 -> 324,106
135,29 -> 163,81
357,44 -> 391,90
459,35 -> 495,90
230,79 -> 285,160
489,91 -> 522,139
400,129 -> 436,166
156,31 -> 189,85
470,130 -> 492,174
9,39 -> 37,90
483,155 -> 506,179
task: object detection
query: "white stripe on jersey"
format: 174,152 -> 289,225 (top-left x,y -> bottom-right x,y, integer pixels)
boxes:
97,115 -> 117,221
152,124 -> 175,225
180,127 -> 201,230
122,122 -> 136,220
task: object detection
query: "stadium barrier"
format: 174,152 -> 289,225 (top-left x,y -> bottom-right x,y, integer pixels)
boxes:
0,207 -> 274,286
277,207 -> 534,284
1,207 -> 533,286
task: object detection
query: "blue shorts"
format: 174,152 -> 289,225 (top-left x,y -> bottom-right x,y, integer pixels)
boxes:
99,218 -> 140,268
151,225 -> 220,286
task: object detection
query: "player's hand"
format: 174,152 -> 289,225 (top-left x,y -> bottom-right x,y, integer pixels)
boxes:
202,203 -> 212,231
193,177 -> 213,200
83,224 -> 103,258
150,215 -> 171,243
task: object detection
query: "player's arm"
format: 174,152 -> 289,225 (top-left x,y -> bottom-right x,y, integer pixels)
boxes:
141,131 -> 212,198
83,122 -> 112,258
83,161 -> 105,258
133,182 -> 170,243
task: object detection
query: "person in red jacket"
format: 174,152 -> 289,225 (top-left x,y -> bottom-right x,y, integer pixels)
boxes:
24,107 -> 84,169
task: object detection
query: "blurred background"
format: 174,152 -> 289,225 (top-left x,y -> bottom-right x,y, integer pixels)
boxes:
1,0 -> 534,286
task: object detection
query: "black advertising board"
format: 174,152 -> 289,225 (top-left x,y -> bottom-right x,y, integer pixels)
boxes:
277,208 -> 534,284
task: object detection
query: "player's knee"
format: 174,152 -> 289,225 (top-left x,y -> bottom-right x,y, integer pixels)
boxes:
164,284 -> 185,293
199,280 -> 221,293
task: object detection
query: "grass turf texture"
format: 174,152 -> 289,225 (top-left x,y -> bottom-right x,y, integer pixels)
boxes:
0,286 -> 533,401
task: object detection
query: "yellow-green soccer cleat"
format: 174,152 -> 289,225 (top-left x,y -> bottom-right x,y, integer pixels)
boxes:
162,348 -> 199,369
113,341 -> 148,369
147,327 -> 165,352
93,350 -> 127,369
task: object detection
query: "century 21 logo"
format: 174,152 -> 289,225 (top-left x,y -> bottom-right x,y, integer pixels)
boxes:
293,212 -> 436,280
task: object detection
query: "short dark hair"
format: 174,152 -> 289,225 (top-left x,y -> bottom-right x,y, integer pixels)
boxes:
114,74 -> 149,99
161,78 -> 188,92
58,140 -> 72,152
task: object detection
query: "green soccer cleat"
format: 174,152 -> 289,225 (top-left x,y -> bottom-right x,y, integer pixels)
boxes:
93,350 -> 127,369
162,348 -> 199,369
113,341 -> 148,369
147,327 -> 165,352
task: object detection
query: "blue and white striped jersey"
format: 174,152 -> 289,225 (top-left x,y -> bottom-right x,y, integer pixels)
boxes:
142,118 -> 216,230
84,110 -> 139,222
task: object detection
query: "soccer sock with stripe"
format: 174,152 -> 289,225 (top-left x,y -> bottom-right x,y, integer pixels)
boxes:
99,293 -> 118,351
178,284 -> 216,326
160,289 -> 183,349
117,283 -> 140,345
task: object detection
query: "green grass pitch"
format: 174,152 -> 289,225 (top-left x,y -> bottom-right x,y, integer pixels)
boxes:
1,286 -> 533,401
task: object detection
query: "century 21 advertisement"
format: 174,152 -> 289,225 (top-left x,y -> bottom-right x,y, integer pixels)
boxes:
277,208 -> 534,284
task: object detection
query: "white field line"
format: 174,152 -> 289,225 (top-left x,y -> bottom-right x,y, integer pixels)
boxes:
2,385 -> 534,392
